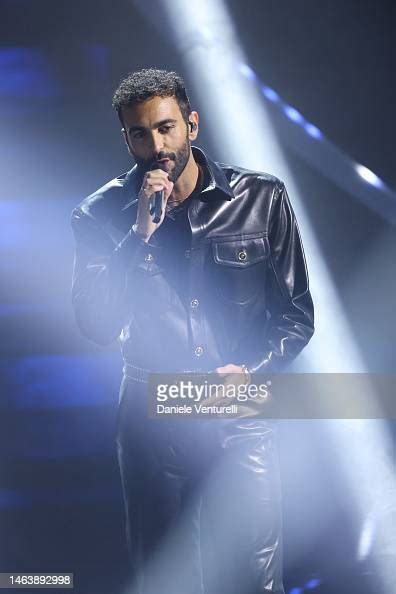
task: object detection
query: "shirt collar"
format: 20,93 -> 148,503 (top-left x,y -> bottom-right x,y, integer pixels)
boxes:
191,146 -> 234,201
124,146 -> 234,202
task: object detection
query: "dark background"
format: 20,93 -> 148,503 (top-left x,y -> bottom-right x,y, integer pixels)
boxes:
2,0 -> 395,192
0,1 -> 395,593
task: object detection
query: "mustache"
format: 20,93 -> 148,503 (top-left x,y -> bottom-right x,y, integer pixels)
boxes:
148,152 -> 177,173
135,151 -> 178,175
152,151 -> 176,162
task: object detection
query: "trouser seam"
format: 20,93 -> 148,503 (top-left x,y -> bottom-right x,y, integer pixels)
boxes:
197,494 -> 205,594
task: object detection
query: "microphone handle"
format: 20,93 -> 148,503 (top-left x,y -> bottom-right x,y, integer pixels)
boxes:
150,190 -> 163,223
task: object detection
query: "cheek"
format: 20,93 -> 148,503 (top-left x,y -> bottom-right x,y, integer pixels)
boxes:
171,127 -> 188,143
127,139 -> 147,158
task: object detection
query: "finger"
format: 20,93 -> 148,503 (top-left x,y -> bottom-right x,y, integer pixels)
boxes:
204,385 -> 227,406
215,364 -> 239,376
163,182 -> 174,201
142,183 -> 167,196
145,175 -> 173,189
145,170 -> 170,182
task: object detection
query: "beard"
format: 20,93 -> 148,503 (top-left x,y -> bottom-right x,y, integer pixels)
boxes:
134,135 -> 190,183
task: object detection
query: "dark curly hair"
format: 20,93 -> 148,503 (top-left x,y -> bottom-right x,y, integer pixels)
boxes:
112,68 -> 192,126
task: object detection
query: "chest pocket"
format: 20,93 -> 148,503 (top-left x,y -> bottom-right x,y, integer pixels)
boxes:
211,236 -> 268,305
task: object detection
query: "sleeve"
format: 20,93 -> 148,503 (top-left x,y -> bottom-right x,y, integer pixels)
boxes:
70,207 -> 160,346
247,182 -> 314,374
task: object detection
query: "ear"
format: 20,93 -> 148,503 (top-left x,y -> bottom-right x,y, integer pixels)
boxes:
121,128 -> 133,156
188,111 -> 199,141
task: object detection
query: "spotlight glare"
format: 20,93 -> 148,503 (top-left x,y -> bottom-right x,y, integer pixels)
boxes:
304,122 -> 322,139
305,577 -> 322,589
355,164 -> 384,188
283,104 -> 304,124
261,85 -> 279,102
357,514 -> 374,561
239,62 -> 256,81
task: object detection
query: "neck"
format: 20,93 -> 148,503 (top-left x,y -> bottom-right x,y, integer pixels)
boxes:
169,150 -> 199,205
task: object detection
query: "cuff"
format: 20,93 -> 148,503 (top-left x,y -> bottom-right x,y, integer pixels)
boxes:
110,227 -> 161,272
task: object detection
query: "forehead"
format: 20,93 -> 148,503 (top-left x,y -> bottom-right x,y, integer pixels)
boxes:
121,96 -> 183,128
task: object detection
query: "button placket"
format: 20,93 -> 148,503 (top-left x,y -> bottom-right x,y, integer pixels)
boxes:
194,346 -> 204,357
142,251 -> 155,272
187,246 -> 207,366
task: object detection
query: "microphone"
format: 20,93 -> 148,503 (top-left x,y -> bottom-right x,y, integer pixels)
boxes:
149,189 -> 163,224
149,161 -> 167,223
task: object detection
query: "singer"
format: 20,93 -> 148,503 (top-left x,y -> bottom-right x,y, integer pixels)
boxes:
71,68 -> 314,594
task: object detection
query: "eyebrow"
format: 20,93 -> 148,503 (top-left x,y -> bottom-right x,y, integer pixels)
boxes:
128,118 -> 178,133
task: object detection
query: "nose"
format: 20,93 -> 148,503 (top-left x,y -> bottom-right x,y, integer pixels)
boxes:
150,130 -> 165,155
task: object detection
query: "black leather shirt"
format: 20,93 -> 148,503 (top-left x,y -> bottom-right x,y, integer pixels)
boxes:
150,163 -> 205,307
71,147 -> 314,374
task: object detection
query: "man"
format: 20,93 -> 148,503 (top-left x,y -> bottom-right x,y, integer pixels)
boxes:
71,68 -> 314,594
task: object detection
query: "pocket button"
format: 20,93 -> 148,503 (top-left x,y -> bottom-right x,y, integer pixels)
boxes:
237,249 -> 247,262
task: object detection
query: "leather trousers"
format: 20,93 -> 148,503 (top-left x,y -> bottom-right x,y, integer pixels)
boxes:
116,375 -> 285,594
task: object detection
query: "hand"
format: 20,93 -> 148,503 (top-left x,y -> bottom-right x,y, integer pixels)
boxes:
134,169 -> 174,242
214,363 -> 269,419
199,363 -> 249,414
201,364 -> 248,407
215,363 -> 249,390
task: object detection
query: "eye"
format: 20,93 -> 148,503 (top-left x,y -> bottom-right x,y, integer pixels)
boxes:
159,124 -> 174,134
132,130 -> 145,139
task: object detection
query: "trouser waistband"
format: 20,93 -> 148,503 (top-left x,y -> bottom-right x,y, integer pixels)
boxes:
122,363 -> 152,384
122,363 -> 205,384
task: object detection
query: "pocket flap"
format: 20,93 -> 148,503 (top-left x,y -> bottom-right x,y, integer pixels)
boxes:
212,237 -> 267,268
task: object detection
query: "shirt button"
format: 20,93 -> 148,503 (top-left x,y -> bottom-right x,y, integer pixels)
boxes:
190,298 -> 199,308
144,253 -> 153,262
194,346 -> 204,357
237,249 -> 247,262
185,249 -> 191,259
